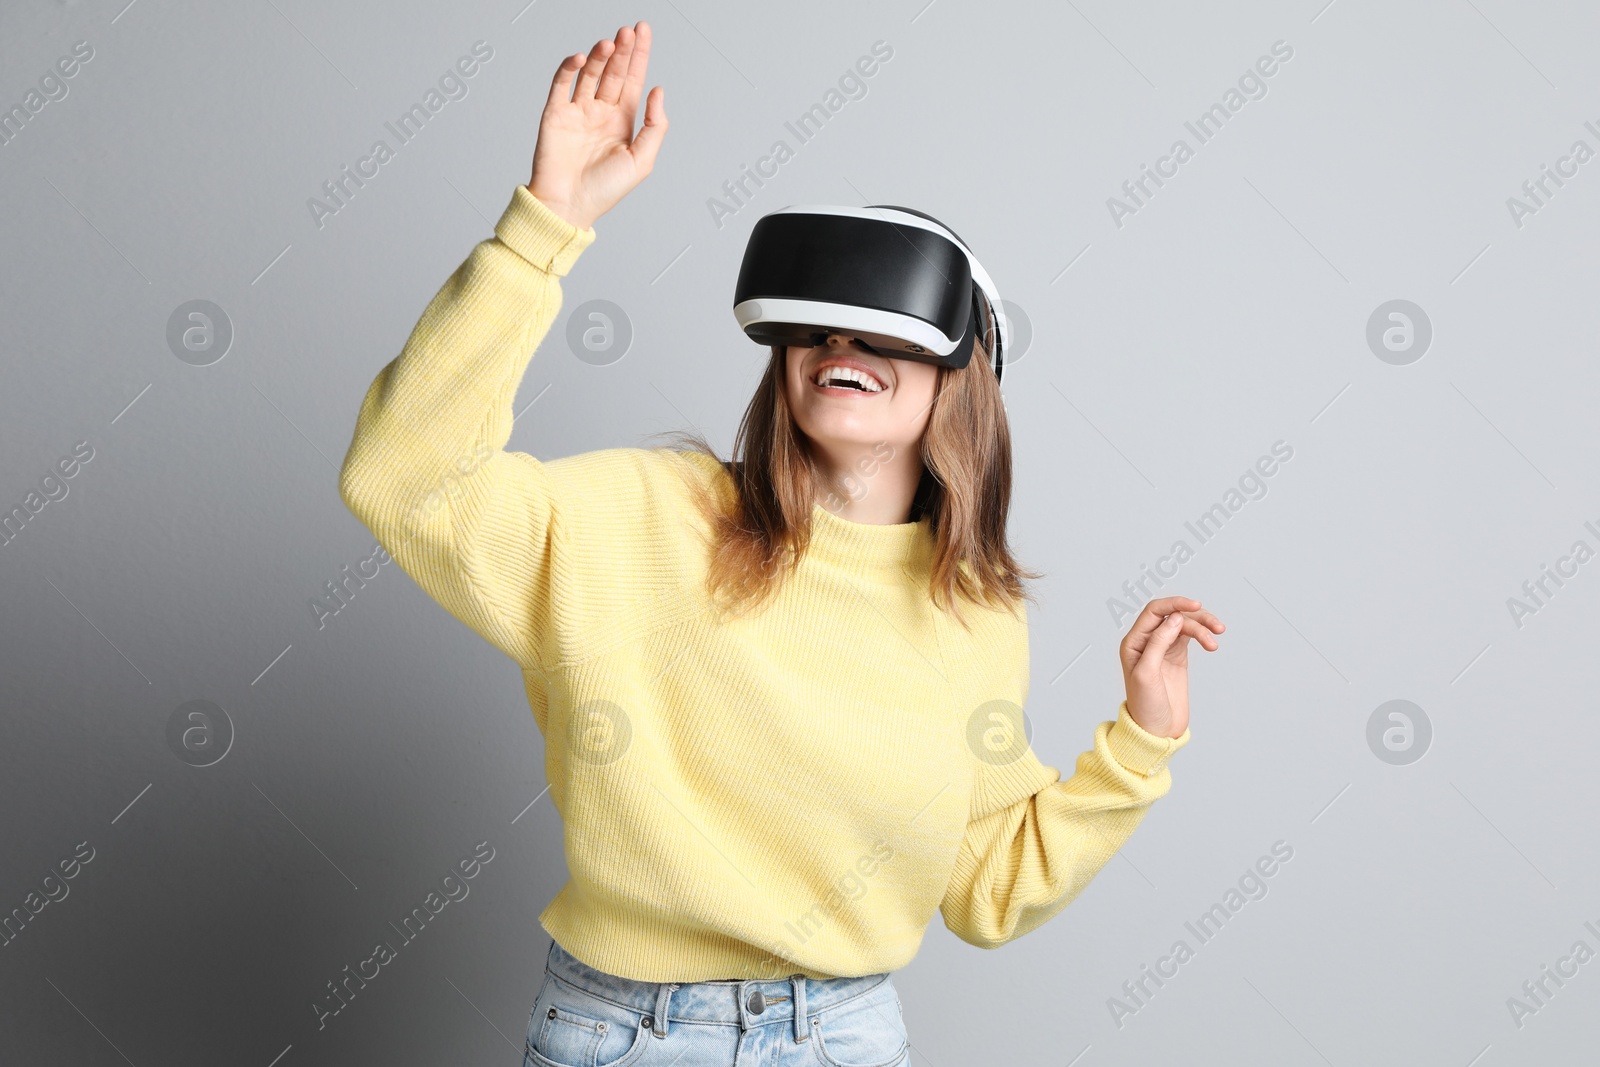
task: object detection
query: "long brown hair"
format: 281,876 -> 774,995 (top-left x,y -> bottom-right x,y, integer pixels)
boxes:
649,332 -> 1042,632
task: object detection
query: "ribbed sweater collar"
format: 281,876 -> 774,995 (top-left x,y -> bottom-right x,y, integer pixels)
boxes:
803,501 -> 932,576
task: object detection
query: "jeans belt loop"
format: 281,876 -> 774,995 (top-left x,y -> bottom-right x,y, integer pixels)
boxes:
652,982 -> 678,1039
791,974 -> 808,1043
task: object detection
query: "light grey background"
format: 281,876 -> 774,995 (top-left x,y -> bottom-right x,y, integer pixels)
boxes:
2,0 -> 1596,1063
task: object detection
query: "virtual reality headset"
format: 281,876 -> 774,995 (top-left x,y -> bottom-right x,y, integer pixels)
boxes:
732,204 -> 1009,383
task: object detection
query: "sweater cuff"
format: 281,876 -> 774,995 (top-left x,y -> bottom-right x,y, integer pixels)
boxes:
1106,700 -> 1190,776
494,185 -> 597,276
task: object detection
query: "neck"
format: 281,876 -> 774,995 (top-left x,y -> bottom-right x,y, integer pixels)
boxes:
810,442 -> 923,525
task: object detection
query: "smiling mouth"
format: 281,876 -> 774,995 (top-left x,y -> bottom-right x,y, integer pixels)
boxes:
812,364 -> 886,393
815,377 -> 877,393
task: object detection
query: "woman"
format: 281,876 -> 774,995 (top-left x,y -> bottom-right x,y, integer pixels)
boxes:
338,21 -> 1224,1067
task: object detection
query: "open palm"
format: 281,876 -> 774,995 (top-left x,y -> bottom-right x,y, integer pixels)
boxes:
528,22 -> 667,231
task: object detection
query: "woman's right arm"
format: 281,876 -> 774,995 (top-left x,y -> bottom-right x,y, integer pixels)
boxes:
337,22 -> 667,673
337,188 -> 596,672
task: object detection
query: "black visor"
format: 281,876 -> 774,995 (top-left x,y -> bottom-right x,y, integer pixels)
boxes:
732,204 -> 1006,381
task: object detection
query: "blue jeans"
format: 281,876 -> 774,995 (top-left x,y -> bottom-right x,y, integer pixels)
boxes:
522,939 -> 910,1067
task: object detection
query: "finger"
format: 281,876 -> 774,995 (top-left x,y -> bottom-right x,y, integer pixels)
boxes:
1179,616 -> 1220,651
1135,611 -> 1186,675
1125,607 -> 1183,670
618,21 -> 653,121
546,51 -> 584,109
1186,609 -> 1226,633
1132,597 -> 1202,637
595,25 -> 635,106
629,85 -> 668,171
573,37 -> 615,102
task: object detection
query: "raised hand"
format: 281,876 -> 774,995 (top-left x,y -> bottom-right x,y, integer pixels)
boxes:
1118,596 -> 1224,739
527,21 -> 667,231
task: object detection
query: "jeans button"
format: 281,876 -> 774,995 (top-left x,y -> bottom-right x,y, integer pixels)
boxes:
747,990 -> 766,1014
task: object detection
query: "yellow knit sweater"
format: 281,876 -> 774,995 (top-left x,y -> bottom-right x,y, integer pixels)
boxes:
337,184 -> 1192,983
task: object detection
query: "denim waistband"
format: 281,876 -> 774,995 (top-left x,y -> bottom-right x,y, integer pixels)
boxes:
544,939 -> 896,1041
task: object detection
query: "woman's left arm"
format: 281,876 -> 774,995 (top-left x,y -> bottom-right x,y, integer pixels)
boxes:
939,595 -> 1223,949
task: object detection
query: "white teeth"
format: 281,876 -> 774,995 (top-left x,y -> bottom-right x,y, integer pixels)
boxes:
814,365 -> 883,392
